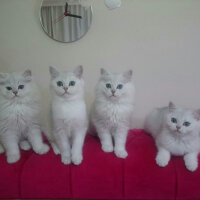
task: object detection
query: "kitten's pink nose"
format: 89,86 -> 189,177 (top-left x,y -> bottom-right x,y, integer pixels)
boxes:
13,91 -> 18,95
176,125 -> 181,130
64,87 -> 68,92
111,90 -> 116,94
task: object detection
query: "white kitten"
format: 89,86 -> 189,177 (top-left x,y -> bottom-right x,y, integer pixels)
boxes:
145,102 -> 200,172
49,65 -> 88,165
91,68 -> 135,158
0,70 -> 49,164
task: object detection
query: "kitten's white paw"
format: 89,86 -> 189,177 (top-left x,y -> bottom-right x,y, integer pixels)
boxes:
7,154 -> 20,164
156,152 -> 170,167
185,161 -> 198,172
0,145 -> 5,154
20,141 -> 31,151
61,154 -> 71,165
114,149 -> 128,159
72,154 -> 83,165
51,143 -> 60,155
34,144 -> 49,155
102,144 -> 113,152
184,154 -> 198,172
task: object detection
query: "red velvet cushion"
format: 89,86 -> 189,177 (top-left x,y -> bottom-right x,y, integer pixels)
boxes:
0,151 -> 32,198
174,156 -> 200,200
71,135 -> 124,199
124,130 -> 176,200
20,148 -> 71,199
0,130 -> 199,199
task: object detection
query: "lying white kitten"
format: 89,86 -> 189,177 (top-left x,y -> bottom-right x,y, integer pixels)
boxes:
145,102 -> 200,172
49,65 -> 88,165
91,68 -> 135,158
0,70 -> 49,163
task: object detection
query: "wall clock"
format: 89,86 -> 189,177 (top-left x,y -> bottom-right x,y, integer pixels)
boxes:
40,0 -> 92,43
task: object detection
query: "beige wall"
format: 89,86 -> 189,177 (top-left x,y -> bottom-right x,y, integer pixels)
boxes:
0,0 -> 200,128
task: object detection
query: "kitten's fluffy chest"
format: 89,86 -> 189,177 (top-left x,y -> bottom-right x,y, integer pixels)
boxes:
0,102 -> 38,134
158,130 -> 200,155
96,101 -> 132,126
52,99 -> 87,124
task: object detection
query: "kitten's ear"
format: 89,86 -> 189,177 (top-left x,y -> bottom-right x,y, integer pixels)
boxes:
22,69 -> 32,82
0,73 -> 9,84
168,101 -> 176,112
73,65 -> 83,78
49,66 -> 59,79
123,70 -> 133,81
100,68 -> 110,76
194,109 -> 200,121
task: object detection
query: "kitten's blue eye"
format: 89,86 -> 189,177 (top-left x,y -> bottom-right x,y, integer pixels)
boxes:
183,121 -> 191,127
69,81 -> 75,86
6,87 -> 12,91
57,81 -> 63,87
117,84 -> 123,89
106,83 -> 111,88
18,85 -> 24,89
171,117 -> 177,123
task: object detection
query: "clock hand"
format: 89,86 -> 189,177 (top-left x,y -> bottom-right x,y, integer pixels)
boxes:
54,2 -> 69,24
54,10 -> 71,24
54,14 -> 65,24
65,2 -> 68,13
65,13 -> 82,19
54,12 -> 81,24
54,2 -> 82,24
64,2 -> 82,19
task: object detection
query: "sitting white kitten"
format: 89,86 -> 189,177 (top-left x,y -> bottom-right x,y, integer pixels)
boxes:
0,70 -> 49,164
145,102 -> 200,172
49,65 -> 88,165
91,68 -> 135,158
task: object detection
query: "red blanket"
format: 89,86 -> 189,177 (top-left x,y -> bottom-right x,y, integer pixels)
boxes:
0,130 -> 199,199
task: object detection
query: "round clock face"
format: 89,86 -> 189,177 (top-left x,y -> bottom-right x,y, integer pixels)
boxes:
40,0 -> 92,43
